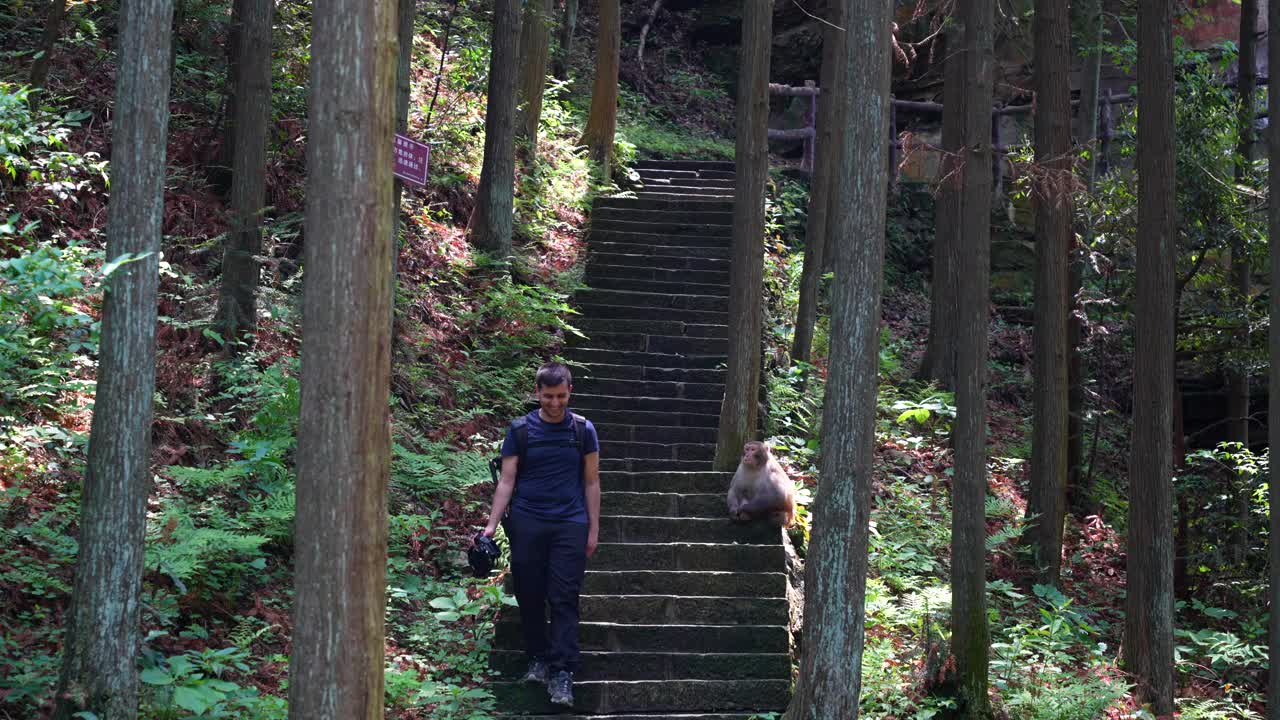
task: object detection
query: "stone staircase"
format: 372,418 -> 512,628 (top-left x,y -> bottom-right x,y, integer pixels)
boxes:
490,160 -> 792,719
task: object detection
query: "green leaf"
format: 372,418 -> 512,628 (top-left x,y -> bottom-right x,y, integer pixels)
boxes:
99,251 -> 154,279
140,667 -> 173,685
172,685 -> 214,714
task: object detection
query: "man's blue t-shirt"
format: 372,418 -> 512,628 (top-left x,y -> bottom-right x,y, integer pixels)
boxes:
501,410 -> 599,524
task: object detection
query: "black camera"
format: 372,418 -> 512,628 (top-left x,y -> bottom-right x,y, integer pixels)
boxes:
468,532 -> 502,578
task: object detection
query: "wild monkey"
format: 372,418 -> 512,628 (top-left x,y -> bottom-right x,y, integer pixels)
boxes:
727,441 -> 796,527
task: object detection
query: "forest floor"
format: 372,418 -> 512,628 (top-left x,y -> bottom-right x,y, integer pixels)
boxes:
1,3 -> 1269,719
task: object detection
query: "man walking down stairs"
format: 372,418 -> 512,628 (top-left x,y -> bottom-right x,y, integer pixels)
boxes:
490,160 -> 793,718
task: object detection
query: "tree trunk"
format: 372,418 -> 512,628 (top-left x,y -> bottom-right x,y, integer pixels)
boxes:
1023,0 -> 1072,586
1229,0 -> 1257,565
287,0 -> 396,717
1067,0 -> 1103,519
712,0 -> 771,472
791,0 -> 846,367
51,0 -> 173,717
552,0 -> 578,80
216,0 -> 249,190
1124,0 -> 1176,712
785,0 -> 891,717
950,0 -> 994,714
1267,0 -> 1280,707
916,26 -> 964,389
391,0 -> 414,337
29,0 -> 68,89
516,0 -> 553,150
215,0 -> 273,347
580,0 -> 619,179
468,0 -> 523,259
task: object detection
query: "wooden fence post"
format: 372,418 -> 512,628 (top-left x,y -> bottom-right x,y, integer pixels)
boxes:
802,79 -> 816,173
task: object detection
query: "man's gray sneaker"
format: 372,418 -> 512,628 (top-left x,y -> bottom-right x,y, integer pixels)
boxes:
520,659 -> 549,684
547,670 -> 574,707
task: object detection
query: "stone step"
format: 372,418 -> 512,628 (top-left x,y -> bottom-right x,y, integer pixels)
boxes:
591,241 -> 731,260
576,364 -> 728,385
587,264 -> 730,287
591,252 -> 730,273
565,348 -> 728,369
576,304 -> 728,325
590,229 -> 731,249
635,159 -> 736,172
582,570 -> 786,598
580,595 -> 786,625
570,333 -> 729,357
577,377 -> 725,400
575,288 -> 729,312
491,679 -> 788,715
592,423 -> 720,445
490,650 -> 790,683
602,472 -> 733,494
640,177 -> 736,190
599,441 -> 716,463
591,542 -> 785,573
583,407 -> 721,428
601,458 -> 715,472
592,219 -> 733,238
572,393 -> 722,415
584,276 -> 730,297
577,319 -> 729,342
635,190 -> 735,201
595,196 -> 734,212
505,715 -> 767,720
495,621 -> 788,655
600,492 -> 724,517
598,516 -> 782,546
593,207 -> 735,226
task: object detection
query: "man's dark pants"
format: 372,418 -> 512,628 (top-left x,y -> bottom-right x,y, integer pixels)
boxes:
504,511 -> 589,673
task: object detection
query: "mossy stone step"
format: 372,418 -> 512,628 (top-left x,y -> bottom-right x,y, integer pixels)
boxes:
597,517 -> 782,546
495,621 -> 787,654
599,472 -> 732,493
566,346 -> 728,368
598,491 -> 724,518
589,229 -> 731,249
595,196 -> 734,212
635,159 -> 736,172
593,207 -> 735,226
599,441 -> 715,463
590,252 -> 730,272
505,715 -> 765,720
592,424 -> 719,445
583,276 -> 730,297
592,219 -> 733,238
601,458 -> 713,472
577,377 -> 725,400
575,364 -> 728,385
491,678 -> 787,715
575,288 -> 729,311
581,594 -> 787,625
587,264 -> 730,286
572,392 -> 721,415
590,241 -> 731,260
584,408 -> 721,428
490,650 -> 789,682
576,319 -> 729,341
635,189 -> 735,201
571,332 -> 730,357
591,542 -> 785,573
576,303 -> 728,325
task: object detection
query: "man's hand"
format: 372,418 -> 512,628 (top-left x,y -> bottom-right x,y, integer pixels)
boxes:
585,529 -> 598,558
482,525 -> 497,539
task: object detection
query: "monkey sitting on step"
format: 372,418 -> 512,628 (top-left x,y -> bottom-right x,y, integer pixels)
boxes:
727,441 -> 796,528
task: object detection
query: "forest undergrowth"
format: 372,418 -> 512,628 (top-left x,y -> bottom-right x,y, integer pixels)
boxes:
1,2 -> 1272,719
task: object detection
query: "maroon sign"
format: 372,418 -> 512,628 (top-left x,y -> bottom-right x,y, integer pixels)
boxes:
393,133 -> 430,186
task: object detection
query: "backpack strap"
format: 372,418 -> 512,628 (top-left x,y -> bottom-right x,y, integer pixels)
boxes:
512,415 -> 530,469
570,413 -> 587,456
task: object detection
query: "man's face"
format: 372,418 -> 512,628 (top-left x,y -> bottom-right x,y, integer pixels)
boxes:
537,382 -> 571,421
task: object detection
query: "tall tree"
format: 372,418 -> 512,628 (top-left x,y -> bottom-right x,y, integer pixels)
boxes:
1268,0 -> 1280,708
390,0 -> 415,334
551,0 -> 578,80
287,0 -> 396,716
516,0 -> 554,150
785,0 -> 891,715
215,0 -> 274,346
916,19 -> 966,388
580,0 -> 619,179
1229,0 -> 1257,564
712,0 -> 771,472
29,0 -> 68,89
950,0 -> 994,714
1124,0 -> 1176,712
1023,0 -> 1072,584
52,0 -> 174,717
1067,0 -> 1104,516
467,0 -> 523,259
790,0 -> 847,367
